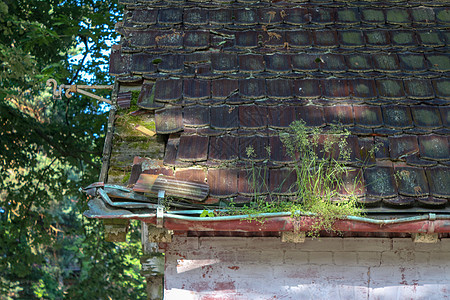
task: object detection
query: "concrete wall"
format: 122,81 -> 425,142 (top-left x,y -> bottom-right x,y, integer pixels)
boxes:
160,235 -> 450,300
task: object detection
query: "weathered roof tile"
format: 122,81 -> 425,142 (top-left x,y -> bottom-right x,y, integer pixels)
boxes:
155,79 -> 182,102
324,105 -> 354,126
285,8 -> 310,25
389,135 -> 419,160
209,9 -> 232,25
175,168 -> 207,184
265,54 -> 291,73
268,106 -> 296,129
234,9 -> 258,25
270,168 -> 298,195
322,79 -> 351,99
426,167 -> 450,198
365,31 -> 390,48
210,105 -> 239,129
177,135 -> 209,162
361,8 -> 385,24
211,53 -> 238,73
390,30 -> 417,48
376,79 -> 405,100
183,105 -> 210,127
293,79 -> 321,99
239,135 -> 269,161
208,168 -> 238,198
239,54 -> 265,73
314,30 -> 338,48
131,9 -> 157,25
426,54 -> 450,72
411,106 -> 442,129
155,106 -> 183,134
267,79 -> 292,99
339,30 -> 365,48
346,54 -> 373,72
158,8 -> 183,25
184,31 -> 210,50
310,7 -> 335,25
212,79 -> 238,99
382,105 -> 413,129
419,135 -> 449,161
209,135 -> 239,162
364,166 -> 397,198
285,31 -> 312,48
433,79 -> 450,99
372,54 -> 400,73
295,106 -> 325,127
292,54 -> 319,72
386,8 -> 411,25
352,79 -> 377,100
239,79 -> 266,99
269,135 -> 293,163
394,166 -> 429,197
398,54 -> 427,73
320,54 -> 347,73
404,79 -> 434,99
353,105 -> 383,128
411,7 -> 435,24
183,9 -> 208,25
235,31 -> 259,49
239,105 -> 268,129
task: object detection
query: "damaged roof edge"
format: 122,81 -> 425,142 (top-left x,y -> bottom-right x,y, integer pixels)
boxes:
84,207 -> 450,233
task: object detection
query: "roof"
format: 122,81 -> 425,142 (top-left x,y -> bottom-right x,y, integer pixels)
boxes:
85,0 -> 450,230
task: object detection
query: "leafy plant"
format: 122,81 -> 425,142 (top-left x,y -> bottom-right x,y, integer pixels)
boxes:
222,120 -> 365,237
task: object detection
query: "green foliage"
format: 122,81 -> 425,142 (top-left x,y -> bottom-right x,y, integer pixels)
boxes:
223,120 -> 364,237
0,1 -> 146,298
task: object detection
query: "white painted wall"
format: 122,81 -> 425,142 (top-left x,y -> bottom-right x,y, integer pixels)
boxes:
159,235 -> 450,300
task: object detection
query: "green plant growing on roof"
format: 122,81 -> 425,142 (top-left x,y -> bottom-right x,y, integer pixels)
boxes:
221,120 -> 365,237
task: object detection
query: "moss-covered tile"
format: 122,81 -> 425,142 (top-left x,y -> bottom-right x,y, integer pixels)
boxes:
386,8 -> 411,25
361,8 -> 385,24
372,54 -> 400,72
426,167 -> 450,198
339,30 -> 365,48
433,79 -> 450,99
346,54 -> 373,72
435,8 -> 450,25
364,167 -> 397,198
353,105 -> 383,128
394,167 -> 429,197
426,54 -> 450,72
320,54 -> 347,72
336,8 -> 360,25
411,7 -> 435,24
417,31 -> 445,47
382,105 -> 413,129
419,135 -> 449,161
352,79 -> 377,99
398,54 -> 427,73
314,30 -> 338,48
376,79 -> 405,99
365,30 -> 390,48
391,31 -> 417,47
389,135 -> 419,159
411,106 -> 442,129
404,79 -> 434,99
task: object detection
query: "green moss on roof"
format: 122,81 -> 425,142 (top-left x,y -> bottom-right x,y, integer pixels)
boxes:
427,55 -> 450,72
436,9 -> 450,23
419,31 -> 444,47
337,9 -> 358,22
392,32 -> 414,45
365,31 -> 388,45
362,9 -> 385,23
340,31 -> 364,46
411,8 -> 435,23
386,9 -> 409,24
413,108 -> 441,127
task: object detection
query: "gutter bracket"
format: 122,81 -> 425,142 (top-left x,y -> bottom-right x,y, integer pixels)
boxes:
156,190 -> 165,228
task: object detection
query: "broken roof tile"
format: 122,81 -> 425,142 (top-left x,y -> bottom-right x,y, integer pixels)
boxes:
265,54 -> 291,73
389,135 -> 419,160
163,135 -> 179,166
382,105 -> 413,129
324,105 -> 354,126
351,79 -> 377,100
433,79 -> 450,99
322,79 -> 351,99
158,8 -> 183,25
364,166 -> 397,198
210,105 -> 239,129
295,106 -> 325,127
285,31 -> 312,48
239,78 -> 266,99
211,79 -> 238,99
211,53 -> 238,73
372,54 -> 400,72
239,54 -> 265,73
184,31 -> 210,50
177,135 -> 209,162
183,105 -> 210,127
411,106 -> 442,129
268,105 -> 296,129
239,135 -> 269,161
208,168 -> 238,198
398,54 -> 427,73
239,105 -> 268,129
183,79 -> 210,100
293,79 -> 321,99
353,105 -> 383,128
144,66 -> 172,91
314,30 -> 338,48
339,30 -> 365,48
155,106 -> 183,134
426,167 -> 450,198
183,9 -> 208,25
292,54 -> 319,72
209,135 -> 239,162
376,79 -> 405,100
404,79 -> 434,100
419,135 -> 449,161
266,78 -> 292,99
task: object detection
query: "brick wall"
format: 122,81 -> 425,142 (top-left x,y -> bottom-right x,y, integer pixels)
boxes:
160,235 -> 450,299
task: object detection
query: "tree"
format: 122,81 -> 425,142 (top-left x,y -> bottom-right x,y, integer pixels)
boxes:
0,1 -> 146,298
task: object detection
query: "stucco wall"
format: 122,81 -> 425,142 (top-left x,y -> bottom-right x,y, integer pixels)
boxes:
160,235 -> 450,300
